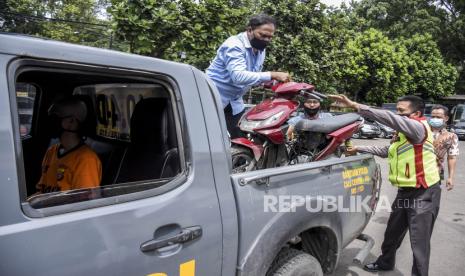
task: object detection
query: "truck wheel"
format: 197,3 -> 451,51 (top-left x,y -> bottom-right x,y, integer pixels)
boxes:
231,145 -> 255,173
267,248 -> 323,276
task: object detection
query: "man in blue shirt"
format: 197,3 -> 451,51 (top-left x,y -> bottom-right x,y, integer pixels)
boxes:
206,14 -> 290,138
286,95 -> 333,140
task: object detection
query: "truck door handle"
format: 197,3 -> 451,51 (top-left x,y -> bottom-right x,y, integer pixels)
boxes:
140,226 -> 202,252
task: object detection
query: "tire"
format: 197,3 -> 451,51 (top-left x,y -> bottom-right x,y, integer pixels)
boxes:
379,130 -> 387,139
267,248 -> 323,276
352,131 -> 361,139
231,145 -> 255,173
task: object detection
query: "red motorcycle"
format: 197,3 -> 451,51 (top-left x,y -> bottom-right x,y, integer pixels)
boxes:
231,82 -> 362,172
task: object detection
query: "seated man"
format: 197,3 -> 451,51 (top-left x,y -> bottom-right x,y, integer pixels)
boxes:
286,95 -> 332,139
35,97 -> 102,193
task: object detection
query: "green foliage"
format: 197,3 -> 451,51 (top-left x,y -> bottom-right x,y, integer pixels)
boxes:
337,29 -> 411,105
109,0 -> 250,68
353,0 -> 464,94
398,34 -> 457,99
3,0 -> 112,48
2,0 -> 462,103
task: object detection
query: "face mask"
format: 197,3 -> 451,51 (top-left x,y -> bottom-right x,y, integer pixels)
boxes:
429,118 -> 444,129
398,112 -> 413,117
249,33 -> 269,51
304,106 -> 320,117
49,115 -> 81,138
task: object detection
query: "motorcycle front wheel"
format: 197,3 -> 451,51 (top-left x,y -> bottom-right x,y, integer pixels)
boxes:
231,145 -> 255,173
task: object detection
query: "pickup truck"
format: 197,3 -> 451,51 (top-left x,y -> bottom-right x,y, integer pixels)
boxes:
0,34 -> 381,276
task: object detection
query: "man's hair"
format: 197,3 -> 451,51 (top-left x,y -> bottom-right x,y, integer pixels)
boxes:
247,14 -> 276,30
397,95 -> 425,116
432,104 -> 449,116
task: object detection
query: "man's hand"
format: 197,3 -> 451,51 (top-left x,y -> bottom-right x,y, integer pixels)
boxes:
287,125 -> 295,141
328,94 -> 359,110
446,178 -> 454,191
271,72 -> 291,82
345,145 -> 358,156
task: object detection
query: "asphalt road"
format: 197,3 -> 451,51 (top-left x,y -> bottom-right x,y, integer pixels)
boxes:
335,138 -> 465,276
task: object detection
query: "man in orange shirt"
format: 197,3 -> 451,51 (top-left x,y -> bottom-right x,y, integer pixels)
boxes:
36,97 -> 101,193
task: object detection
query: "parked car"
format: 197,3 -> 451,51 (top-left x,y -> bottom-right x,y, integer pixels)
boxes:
449,104 -> 465,140
381,103 -> 396,113
376,122 -> 395,139
352,118 -> 381,139
0,34 -> 381,276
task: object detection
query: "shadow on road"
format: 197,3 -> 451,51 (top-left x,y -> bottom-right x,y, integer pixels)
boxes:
334,247 -> 405,276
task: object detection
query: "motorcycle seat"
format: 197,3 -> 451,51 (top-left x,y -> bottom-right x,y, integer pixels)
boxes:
295,113 -> 361,134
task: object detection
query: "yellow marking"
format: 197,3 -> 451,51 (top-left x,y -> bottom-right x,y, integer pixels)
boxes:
147,273 -> 167,276
342,167 -> 369,179
180,260 -> 195,276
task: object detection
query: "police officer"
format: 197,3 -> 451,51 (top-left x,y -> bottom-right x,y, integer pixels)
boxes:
329,95 -> 441,276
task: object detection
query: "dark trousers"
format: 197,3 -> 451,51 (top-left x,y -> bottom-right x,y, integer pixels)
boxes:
376,183 -> 441,276
224,104 -> 245,139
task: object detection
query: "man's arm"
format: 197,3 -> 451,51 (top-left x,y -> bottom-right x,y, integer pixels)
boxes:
328,95 -> 426,144
223,46 -> 289,85
447,157 -> 457,191
224,46 -> 271,85
356,145 -> 389,158
446,133 -> 460,190
357,105 -> 425,144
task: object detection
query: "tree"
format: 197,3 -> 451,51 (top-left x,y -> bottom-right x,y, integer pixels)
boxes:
109,0 -> 251,69
337,28 -> 411,105
1,0 -> 112,48
398,34 -> 457,100
353,0 -> 465,94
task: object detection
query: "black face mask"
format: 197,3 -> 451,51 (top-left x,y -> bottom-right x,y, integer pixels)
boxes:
250,32 -> 269,51
49,114 -> 65,138
48,115 -> 82,138
398,112 -> 413,118
304,106 -> 320,117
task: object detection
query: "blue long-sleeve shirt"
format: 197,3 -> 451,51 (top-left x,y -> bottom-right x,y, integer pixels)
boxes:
206,32 -> 271,115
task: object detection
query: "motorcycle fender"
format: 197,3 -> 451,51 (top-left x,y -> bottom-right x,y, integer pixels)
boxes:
231,138 -> 264,161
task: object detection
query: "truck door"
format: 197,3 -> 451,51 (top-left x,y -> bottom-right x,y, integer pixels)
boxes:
0,55 -> 222,276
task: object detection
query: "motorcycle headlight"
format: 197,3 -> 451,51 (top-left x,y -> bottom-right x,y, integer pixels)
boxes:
257,111 -> 285,128
240,119 -> 262,132
239,111 -> 285,132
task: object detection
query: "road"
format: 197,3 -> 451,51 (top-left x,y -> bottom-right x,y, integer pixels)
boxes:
335,138 -> 465,276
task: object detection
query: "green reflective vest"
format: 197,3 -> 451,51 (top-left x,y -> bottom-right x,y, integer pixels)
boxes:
388,118 -> 440,188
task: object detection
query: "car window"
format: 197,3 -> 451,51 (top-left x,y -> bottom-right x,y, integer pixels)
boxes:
13,66 -> 185,214
454,106 -> 465,121
16,83 -> 37,138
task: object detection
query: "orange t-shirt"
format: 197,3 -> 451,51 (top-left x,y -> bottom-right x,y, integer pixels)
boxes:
37,144 -> 102,193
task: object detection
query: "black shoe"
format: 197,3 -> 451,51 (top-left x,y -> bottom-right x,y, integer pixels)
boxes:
363,262 -> 393,272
